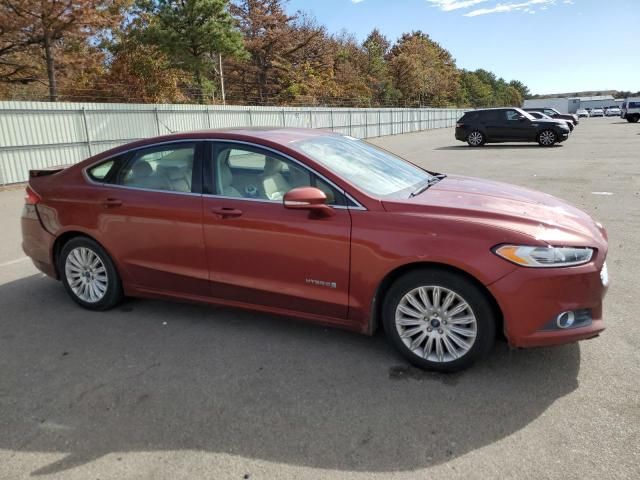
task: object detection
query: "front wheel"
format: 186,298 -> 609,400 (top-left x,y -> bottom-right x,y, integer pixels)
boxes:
466,131 -> 485,147
382,269 -> 496,372
59,236 -> 123,310
537,129 -> 557,147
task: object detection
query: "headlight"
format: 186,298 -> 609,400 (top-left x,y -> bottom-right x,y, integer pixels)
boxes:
493,245 -> 594,267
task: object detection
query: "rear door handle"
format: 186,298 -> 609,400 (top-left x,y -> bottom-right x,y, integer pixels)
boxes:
211,207 -> 243,218
102,198 -> 122,208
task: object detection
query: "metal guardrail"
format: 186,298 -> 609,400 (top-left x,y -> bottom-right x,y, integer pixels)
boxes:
0,102 -> 466,185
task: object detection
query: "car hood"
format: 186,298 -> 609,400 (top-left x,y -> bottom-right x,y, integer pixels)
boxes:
531,118 -> 569,127
382,175 -> 607,247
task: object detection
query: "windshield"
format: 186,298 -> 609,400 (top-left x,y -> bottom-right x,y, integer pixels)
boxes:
291,135 -> 433,197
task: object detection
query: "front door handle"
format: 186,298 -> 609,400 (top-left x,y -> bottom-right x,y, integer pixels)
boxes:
102,198 -> 122,208
211,207 -> 243,218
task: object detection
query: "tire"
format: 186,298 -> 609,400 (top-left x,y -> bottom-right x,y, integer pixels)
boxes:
466,131 -> 485,147
58,236 -> 123,310
382,269 -> 496,372
537,129 -> 557,147
627,115 -> 639,123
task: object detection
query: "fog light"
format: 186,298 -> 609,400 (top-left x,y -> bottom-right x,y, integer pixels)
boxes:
556,311 -> 576,329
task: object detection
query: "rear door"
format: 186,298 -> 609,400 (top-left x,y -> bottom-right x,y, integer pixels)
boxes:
92,141 -> 209,296
201,141 -> 353,320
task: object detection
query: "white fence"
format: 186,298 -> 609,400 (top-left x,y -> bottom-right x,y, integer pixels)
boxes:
0,102 -> 466,185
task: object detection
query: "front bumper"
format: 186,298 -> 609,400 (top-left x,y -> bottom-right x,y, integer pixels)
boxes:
488,260 -> 607,348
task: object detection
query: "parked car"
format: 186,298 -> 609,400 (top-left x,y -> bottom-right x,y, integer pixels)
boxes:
577,109 -> 589,118
523,107 -> 579,126
528,110 -> 574,131
604,107 -> 621,117
620,98 -> 640,122
455,108 -> 571,147
21,128 -> 608,372
590,108 -> 604,117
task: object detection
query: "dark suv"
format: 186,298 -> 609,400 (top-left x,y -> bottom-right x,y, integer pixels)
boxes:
455,108 -> 571,147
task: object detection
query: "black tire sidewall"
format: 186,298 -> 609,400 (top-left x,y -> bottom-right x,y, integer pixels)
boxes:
58,237 -> 122,310
382,269 -> 496,372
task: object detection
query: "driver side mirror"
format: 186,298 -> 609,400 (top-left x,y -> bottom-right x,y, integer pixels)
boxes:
283,187 -> 335,217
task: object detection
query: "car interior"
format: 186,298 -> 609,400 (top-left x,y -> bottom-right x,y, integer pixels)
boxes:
214,147 -> 339,204
122,146 -> 195,193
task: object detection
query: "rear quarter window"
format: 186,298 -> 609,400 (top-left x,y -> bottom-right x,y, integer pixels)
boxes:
87,160 -> 116,181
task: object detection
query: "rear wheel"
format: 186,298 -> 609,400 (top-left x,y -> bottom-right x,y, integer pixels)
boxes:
382,269 -> 496,372
627,115 -> 639,123
59,237 -> 123,310
466,131 -> 485,147
537,129 -> 557,147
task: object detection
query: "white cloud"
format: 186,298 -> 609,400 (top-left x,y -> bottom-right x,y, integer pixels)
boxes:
427,0 -> 489,11
351,0 -> 366,3
464,0 -> 555,17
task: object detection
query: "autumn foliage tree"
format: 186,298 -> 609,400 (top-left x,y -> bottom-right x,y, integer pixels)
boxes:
0,0 -> 531,106
0,0 -> 126,101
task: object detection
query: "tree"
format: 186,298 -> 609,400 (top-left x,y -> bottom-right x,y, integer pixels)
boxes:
227,0 -> 325,103
0,0 -> 125,101
138,0 -> 245,103
362,28 -> 396,106
457,70 -> 493,107
388,31 -> 459,106
508,79 -> 530,100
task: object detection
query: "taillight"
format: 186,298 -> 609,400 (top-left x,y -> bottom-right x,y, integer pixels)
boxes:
25,186 -> 40,205
456,122 -> 464,128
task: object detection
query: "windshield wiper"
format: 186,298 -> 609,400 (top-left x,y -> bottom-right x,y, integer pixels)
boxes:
409,174 -> 446,198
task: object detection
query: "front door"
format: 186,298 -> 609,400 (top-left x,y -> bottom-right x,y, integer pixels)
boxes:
201,142 -> 352,320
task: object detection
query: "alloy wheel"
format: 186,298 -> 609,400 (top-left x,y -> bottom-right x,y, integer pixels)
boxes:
64,247 -> 109,303
468,132 -> 483,146
395,286 -> 477,363
539,130 -> 555,146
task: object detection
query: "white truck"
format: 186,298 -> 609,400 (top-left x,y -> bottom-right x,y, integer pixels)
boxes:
620,97 -> 640,123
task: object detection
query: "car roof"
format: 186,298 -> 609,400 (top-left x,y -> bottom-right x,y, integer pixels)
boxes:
87,127 -> 340,162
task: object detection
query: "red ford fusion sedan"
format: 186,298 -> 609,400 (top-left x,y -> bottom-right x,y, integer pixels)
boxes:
21,128 -> 609,371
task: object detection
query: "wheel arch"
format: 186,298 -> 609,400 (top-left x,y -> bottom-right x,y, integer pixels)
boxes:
52,231 -> 116,279
368,261 -> 504,338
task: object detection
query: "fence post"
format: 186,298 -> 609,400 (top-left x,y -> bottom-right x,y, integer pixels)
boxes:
330,109 -> 334,131
365,109 -> 369,138
154,108 -> 161,135
248,108 -> 253,126
282,108 -> 286,127
349,110 -> 352,136
378,109 -> 381,136
206,107 -> 211,129
309,109 -> 313,129
81,108 -> 93,157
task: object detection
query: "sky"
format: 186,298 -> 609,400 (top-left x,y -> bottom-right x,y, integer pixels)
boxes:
286,0 -> 640,95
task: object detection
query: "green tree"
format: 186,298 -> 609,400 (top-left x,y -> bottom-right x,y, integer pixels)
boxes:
139,0 -> 246,103
457,70 -> 493,107
388,31 -> 459,106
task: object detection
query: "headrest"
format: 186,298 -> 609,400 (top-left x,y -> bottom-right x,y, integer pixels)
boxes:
163,166 -> 184,181
263,157 -> 285,176
219,160 -> 233,187
132,160 -> 152,177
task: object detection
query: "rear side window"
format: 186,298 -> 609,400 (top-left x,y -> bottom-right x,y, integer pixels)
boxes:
117,143 -> 196,193
87,160 -> 115,181
629,102 -> 640,108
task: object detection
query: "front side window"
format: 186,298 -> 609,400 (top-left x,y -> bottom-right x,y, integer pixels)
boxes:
292,135 -> 434,197
116,144 -> 196,193
505,110 -> 521,121
212,144 -> 346,205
